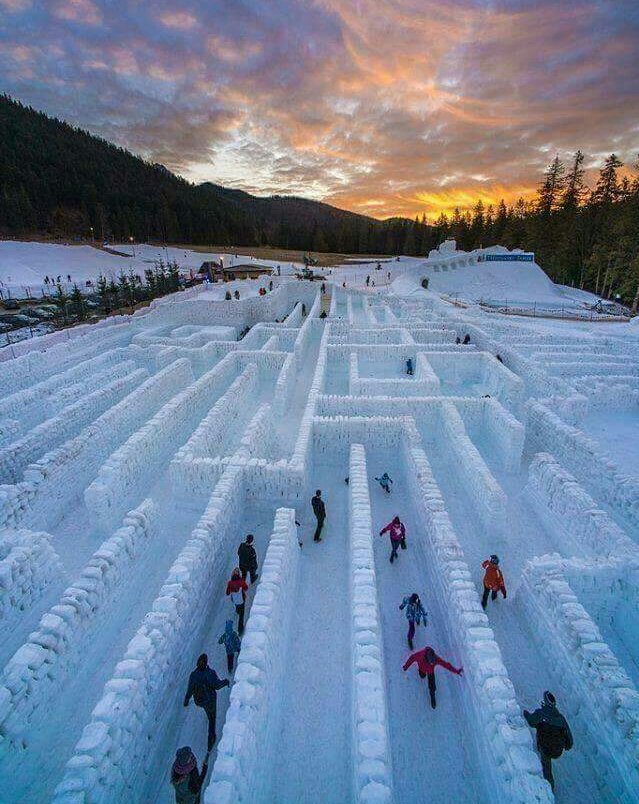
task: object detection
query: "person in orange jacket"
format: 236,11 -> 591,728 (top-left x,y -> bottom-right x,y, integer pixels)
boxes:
481,554 -> 506,609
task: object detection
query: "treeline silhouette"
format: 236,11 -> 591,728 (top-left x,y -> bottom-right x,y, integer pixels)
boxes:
0,95 -> 435,256
429,151 -> 639,308
1,94 -> 638,305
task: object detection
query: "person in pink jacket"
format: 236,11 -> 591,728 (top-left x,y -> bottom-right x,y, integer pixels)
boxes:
403,646 -> 463,709
379,516 -> 405,563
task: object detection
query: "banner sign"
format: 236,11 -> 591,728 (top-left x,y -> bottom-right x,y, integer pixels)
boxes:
480,254 -> 534,262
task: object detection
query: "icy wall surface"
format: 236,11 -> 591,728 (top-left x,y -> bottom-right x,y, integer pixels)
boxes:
0,276 -> 636,803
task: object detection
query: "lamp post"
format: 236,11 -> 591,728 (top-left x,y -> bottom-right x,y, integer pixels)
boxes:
129,236 -> 136,258
90,226 -> 94,243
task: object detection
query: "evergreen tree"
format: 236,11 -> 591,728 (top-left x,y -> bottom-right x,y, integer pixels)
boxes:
537,156 -> 565,216
71,283 -> 86,320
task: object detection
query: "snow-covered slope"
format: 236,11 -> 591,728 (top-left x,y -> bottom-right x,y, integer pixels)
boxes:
0,240 -> 302,294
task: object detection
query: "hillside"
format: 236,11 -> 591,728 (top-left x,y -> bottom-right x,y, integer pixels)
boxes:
0,95 -> 435,254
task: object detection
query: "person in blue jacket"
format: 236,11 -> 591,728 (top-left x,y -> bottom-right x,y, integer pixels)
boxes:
406,358 -> 414,375
375,472 -> 393,494
218,620 -> 242,672
400,593 -> 428,649
184,653 -> 230,750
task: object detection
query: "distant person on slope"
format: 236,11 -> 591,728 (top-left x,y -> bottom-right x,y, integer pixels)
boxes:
234,289 -> 240,300
400,593 -> 428,649
226,568 -> 249,634
238,534 -> 258,584
170,746 -> 208,804
524,691 -> 573,792
218,619 -> 242,673
375,472 -> 393,494
183,654 -> 230,750
366,275 -> 370,286
462,333 -> 471,345
379,516 -> 405,563
406,358 -> 414,376
481,555 -> 507,609
312,489 -> 326,542
403,646 -> 463,709
225,290 -> 232,300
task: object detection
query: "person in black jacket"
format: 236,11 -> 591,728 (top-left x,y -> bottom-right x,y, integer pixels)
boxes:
312,489 -> 326,542
184,654 -> 230,750
170,746 -> 208,804
238,534 -> 258,584
524,691 -> 573,792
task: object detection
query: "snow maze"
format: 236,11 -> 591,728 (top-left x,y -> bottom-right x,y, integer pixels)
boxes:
0,278 -> 637,803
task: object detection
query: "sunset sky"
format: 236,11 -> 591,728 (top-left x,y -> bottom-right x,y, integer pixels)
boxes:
1,0 -> 638,220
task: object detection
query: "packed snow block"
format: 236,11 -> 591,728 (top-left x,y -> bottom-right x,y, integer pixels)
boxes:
572,376 -> 639,410
0,420 -> 20,449
0,365 -> 146,484
519,559 -> 639,800
292,299 -> 320,363
234,404 -> 275,463
290,323 -> 331,476
438,402 -> 507,533
173,364 -> 258,460
53,466 -> 243,804
169,456 -> 226,497
477,399 -> 524,472
0,359 -> 192,533
526,401 -> 639,534
0,528 -> 62,632
0,348 -> 131,431
207,508 -> 300,803
347,294 -> 355,325
44,358 -> 138,417
0,499 -> 157,750
399,422 -> 550,803
86,357 -> 242,531
0,323 -> 133,394
348,445 -> 393,804
272,352 -> 297,417
313,416 -> 405,462
283,301 -> 304,327
526,453 -> 637,558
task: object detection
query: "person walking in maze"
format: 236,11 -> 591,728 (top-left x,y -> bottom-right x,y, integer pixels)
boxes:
462,333 -> 471,344
403,645 -> 463,709
218,619 -> 242,673
400,593 -> 428,649
375,472 -> 393,494
226,568 -> 249,634
481,555 -> 507,609
406,358 -> 414,375
234,289 -> 240,300
379,516 -> 405,563
366,275 -> 370,286
238,534 -> 258,584
312,489 -> 326,542
524,691 -> 573,792
170,746 -> 209,804
183,654 -> 230,751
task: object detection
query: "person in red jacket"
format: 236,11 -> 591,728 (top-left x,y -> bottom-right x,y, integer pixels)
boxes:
403,646 -> 463,709
379,516 -> 405,563
226,568 -> 249,634
481,554 -> 507,610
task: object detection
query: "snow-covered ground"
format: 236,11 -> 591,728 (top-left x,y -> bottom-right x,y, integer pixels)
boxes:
0,240 -> 303,296
0,269 -> 638,804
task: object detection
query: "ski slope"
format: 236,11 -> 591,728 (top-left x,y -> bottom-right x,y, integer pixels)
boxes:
0,274 -> 637,803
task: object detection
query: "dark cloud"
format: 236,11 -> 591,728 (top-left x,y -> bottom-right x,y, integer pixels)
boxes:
1,0 -> 638,217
